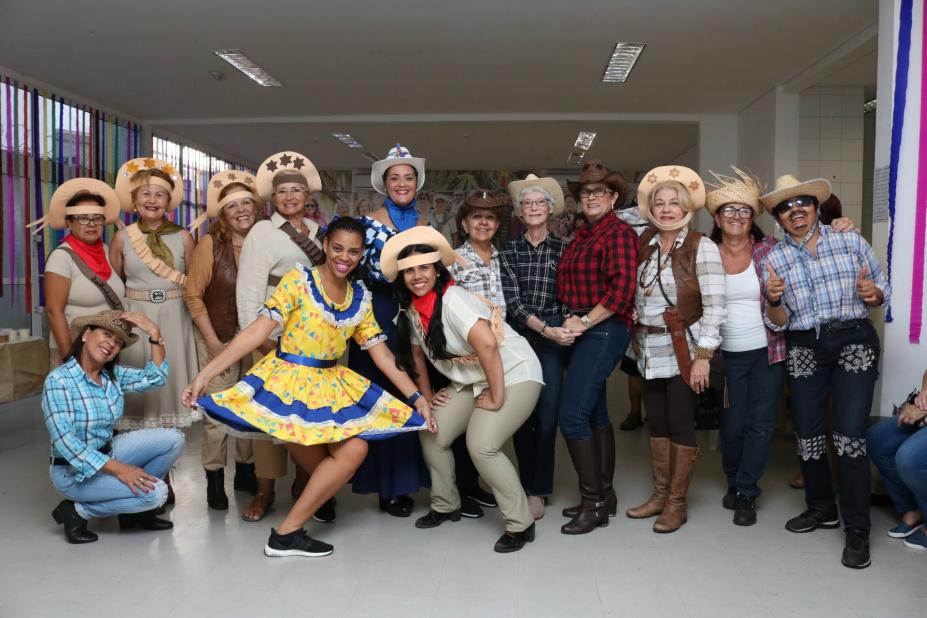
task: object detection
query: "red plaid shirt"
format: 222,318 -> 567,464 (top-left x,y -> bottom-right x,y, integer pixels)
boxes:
557,213 -> 639,324
749,235 -> 787,365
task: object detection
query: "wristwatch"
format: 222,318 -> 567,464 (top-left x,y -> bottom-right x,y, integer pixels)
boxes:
149,336 -> 165,346
580,315 -> 593,329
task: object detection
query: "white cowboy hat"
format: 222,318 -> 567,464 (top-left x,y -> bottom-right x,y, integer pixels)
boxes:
370,144 -> 426,195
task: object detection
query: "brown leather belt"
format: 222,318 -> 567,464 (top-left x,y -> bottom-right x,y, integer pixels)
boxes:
634,324 -> 670,335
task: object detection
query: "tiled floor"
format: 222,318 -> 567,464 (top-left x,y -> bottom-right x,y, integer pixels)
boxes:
1,394 -> 924,618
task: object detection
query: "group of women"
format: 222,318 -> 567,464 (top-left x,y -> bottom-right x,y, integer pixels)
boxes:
40,143 -> 916,570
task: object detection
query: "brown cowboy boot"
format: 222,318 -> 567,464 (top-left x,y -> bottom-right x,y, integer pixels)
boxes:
626,437 -> 671,519
562,425 -> 618,518
561,439 -> 609,534
653,443 -> 699,533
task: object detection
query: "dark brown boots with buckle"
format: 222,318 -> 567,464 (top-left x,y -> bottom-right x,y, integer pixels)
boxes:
561,434 -> 611,535
562,425 -> 618,520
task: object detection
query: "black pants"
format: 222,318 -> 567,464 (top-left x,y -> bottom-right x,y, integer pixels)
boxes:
642,375 -> 697,447
786,320 -> 880,531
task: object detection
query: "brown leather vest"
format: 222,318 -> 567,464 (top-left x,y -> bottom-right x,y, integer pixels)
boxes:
202,236 -> 240,343
638,228 -> 704,325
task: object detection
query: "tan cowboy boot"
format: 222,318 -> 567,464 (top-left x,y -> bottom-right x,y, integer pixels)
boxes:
626,437 -> 671,518
653,443 -> 699,533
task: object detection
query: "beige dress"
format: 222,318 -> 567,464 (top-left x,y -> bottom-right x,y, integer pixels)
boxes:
117,230 -> 199,430
44,245 -> 126,366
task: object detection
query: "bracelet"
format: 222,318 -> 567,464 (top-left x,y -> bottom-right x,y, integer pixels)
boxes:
766,295 -> 782,307
540,324 -> 548,337
695,346 -> 714,360
406,391 -> 423,406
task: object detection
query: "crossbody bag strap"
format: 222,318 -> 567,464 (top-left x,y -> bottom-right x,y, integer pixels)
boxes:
57,247 -> 124,311
279,221 -> 325,266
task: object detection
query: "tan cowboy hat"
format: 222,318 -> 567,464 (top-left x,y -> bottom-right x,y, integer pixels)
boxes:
28,178 -> 120,233
507,174 -> 565,216
566,159 -> 629,207
255,151 -> 322,202
70,310 -> 139,348
115,158 -> 184,213
187,170 -> 259,230
380,226 -> 462,282
705,167 -> 763,216
760,174 -> 831,214
637,165 -> 706,220
371,144 -> 426,195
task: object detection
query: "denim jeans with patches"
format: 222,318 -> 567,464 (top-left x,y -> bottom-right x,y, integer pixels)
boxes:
785,319 -> 880,531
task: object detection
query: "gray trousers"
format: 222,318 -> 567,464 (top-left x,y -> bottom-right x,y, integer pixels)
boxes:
420,380 -> 541,533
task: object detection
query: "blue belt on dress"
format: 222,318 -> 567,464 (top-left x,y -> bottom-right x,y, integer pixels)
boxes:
275,345 -> 338,368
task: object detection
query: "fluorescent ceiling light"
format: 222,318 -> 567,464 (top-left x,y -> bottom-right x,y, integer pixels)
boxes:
602,42 -> 645,83
332,133 -> 365,149
213,50 -> 283,87
573,131 -> 597,151
863,99 -> 877,113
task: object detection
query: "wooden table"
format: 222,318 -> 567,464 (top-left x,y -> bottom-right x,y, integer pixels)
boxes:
0,338 -> 49,403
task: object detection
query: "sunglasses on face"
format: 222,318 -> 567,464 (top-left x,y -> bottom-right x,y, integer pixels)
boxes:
773,196 -> 817,216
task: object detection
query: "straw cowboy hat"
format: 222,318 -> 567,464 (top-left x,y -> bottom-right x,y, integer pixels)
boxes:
637,165 -> 706,219
28,178 -> 120,233
187,170 -> 259,230
380,226 -> 462,282
759,174 -> 832,214
705,167 -> 763,217
566,159 -> 629,207
371,144 -> 426,195
507,174 -> 565,216
255,151 -> 322,202
70,310 -> 139,348
115,158 -> 184,213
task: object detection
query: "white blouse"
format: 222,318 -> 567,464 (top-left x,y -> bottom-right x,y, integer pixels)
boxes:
720,266 -> 767,352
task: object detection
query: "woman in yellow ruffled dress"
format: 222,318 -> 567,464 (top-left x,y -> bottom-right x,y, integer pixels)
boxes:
182,217 -> 434,558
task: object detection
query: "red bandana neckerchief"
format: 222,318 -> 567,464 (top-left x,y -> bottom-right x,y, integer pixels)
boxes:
411,280 -> 455,335
63,234 -> 112,281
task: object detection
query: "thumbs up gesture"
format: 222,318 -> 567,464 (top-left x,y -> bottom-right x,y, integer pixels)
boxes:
856,264 -> 883,306
765,264 -> 786,304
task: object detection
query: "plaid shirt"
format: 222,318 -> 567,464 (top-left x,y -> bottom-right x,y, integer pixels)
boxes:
449,240 -> 507,319
499,233 -> 568,330
761,225 -> 890,333
42,357 -> 168,482
557,212 -> 639,323
749,236 -> 787,365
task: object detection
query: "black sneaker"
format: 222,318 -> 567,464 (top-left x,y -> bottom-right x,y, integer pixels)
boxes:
785,508 -> 840,533
312,497 -> 336,524
732,495 -> 757,527
460,496 -> 484,518
841,528 -> 871,569
467,487 -> 497,508
264,528 -> 333,558
415,509 -> 462,529
722,487 -> 738,510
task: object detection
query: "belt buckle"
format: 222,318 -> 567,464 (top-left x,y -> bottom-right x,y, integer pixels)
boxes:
148,289 -> 167,304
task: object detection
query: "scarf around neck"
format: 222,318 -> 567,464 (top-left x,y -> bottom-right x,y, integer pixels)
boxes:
138,218 -> 184,267
384,196 -> 419,232
62,235 -> 111,281
411,280 -> 455,335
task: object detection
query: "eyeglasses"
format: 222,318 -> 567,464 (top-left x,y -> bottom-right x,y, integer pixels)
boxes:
274,188 -> 308,197
773,196 -> 817,216
74,215 -> 105,226
519,198 -> 550,208
578,187 -> 614,199
719,206 -> 753,219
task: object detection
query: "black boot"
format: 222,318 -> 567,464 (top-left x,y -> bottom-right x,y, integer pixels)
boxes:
561,439 -> 609,535
233,462 -> 258,495
563,426 -> 617,518
118,510 -> 174,531
206,469 -> 229,510
52,500 -> 98,544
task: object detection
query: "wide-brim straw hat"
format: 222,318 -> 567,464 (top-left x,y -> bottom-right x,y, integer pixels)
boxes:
115,158 -> 184,213
507,174 -> 565,216
637,165 -> 706,219
371,144 -> 426,195
759,174 -> 832,214
255,151 -> 322,202
43,178 -> 120,230
566,159 -> 629,206
705,167 -> 762,216
380,226 -> 462,283
70,310 -> 139,348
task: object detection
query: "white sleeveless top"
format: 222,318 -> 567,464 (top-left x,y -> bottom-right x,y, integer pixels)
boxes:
720,266 -> 767,352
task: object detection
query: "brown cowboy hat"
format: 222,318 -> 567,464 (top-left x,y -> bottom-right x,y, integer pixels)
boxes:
69,311 -> 139,348
566,159 -> 629,206
456,189 -> 505,231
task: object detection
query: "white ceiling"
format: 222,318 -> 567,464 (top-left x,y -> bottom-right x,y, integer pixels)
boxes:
0,0 -> 878,170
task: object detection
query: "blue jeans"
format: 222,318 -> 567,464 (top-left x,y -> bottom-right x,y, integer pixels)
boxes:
50,428 -> 185,519
513,314 -> 569,496
720,348 -> 785,498
558,318 -> 630,440
868,420 -> 927,516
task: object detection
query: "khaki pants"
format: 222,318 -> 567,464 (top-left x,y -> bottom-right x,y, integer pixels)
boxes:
194,329 -> 253,471
420,380 -> 541,533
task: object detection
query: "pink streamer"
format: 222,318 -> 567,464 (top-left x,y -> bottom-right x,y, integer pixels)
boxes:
910,8 -> 927,343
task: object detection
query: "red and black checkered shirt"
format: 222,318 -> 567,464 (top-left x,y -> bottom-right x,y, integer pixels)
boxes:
557,213 -> 639,324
